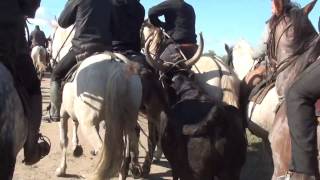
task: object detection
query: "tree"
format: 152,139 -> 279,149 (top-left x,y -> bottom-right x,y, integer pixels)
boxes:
203,50 -> 216,59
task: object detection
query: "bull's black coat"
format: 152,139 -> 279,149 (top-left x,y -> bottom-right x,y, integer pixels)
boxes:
160,73 -> 247,180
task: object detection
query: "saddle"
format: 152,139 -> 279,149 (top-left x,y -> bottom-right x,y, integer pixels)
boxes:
62,51 -> 136,84
247,66 -> 320,117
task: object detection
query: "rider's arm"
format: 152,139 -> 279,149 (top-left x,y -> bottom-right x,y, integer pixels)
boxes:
148,1 -> 172,28
18,0 -> 41,18
58,0 -> 79,28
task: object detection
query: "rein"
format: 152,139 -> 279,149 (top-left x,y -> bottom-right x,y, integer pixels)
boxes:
52,25 -> 75,66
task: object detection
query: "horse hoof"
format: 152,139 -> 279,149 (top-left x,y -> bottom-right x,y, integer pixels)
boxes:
154,152 -> 162,162
55,167 -> 66,177
141,163 -> 151,177
130,163 -> 143,179
90,150 -> 98,156
73,145 -> 83,157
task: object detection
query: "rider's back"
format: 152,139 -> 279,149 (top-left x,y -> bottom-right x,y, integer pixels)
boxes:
148,0 -> 197,44
111,0 -> 145,52
58,0 -> 112,54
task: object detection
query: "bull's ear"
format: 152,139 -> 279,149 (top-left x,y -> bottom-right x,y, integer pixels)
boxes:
303,0 -> 317,15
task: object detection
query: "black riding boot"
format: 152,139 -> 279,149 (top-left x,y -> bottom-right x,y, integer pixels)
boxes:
23,94 -> 50,165
49,80 -> 62,121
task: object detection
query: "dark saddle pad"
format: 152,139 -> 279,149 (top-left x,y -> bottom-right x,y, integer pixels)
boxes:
249,80 -> 275,104
62,62 -> 82,83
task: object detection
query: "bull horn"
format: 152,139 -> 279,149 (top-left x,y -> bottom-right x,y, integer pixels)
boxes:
113,52 -> 130,63
185,33 -> 204,67
144,37 -> 167,71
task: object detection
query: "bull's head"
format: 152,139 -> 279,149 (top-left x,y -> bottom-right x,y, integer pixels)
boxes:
144,33 -> 204,73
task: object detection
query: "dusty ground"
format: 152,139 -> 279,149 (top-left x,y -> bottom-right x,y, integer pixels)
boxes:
13,73 -> 274,180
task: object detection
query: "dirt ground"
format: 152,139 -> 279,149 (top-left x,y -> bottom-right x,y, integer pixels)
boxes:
12,73 -> 274,180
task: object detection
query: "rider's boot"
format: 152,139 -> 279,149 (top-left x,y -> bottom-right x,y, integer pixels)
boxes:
23,94 -> 50,165
49,80 -> 62,122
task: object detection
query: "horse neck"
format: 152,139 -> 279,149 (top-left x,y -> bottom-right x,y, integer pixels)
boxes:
52,26 -> 74,61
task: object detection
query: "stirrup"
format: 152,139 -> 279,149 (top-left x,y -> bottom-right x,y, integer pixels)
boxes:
38,133 -> 51,159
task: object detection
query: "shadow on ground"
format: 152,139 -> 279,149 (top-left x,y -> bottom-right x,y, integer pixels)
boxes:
240,131 -> 274,180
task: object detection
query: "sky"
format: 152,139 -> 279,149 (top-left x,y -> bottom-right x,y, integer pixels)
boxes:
28,0 -> 320,56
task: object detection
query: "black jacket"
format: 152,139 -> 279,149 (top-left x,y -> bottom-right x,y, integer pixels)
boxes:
0,0 -> 40,55
58,0 -> 112,54
30,28 -> 47,48
111,0 -> 145,52
148,0 -> 196,44
0,0 -> 40,24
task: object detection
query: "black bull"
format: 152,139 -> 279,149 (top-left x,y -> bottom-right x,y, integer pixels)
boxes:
159,73 -> 247,180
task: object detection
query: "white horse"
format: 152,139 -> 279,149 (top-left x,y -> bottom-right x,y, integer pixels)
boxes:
51,23 -> 143,179
31,45 -> 47,79
229,40 -> 279,139
0,63 -> 28,179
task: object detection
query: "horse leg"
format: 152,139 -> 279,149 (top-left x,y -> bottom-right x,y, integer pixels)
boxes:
55,112 -> 69,177
0,136 -> 16,180
269,105 -> 291,179
154,123 -> 163,162
119,134 -> 131,180
142,114 -> 158,176
71,119 -> 83,157
129,124 -> 142,178
79,117 -> 102,156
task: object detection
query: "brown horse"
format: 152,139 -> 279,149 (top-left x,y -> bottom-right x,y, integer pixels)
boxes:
267,0 -> 320,178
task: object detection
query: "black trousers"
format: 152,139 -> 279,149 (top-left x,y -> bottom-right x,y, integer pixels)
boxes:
51,49 -> 77,82
286,59 -> 320,175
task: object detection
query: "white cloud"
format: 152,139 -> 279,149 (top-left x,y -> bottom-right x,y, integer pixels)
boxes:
28,18 -> 49,26
36,6 -> 46,17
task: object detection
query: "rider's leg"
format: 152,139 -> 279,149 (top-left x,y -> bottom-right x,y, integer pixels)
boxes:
15,53 -> 50,165
286,59 -> 320,177
49,49 -> 77,121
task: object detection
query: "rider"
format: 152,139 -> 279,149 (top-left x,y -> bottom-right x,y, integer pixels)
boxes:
48,0 -> 112,121
0,0 -> 49,164
148,0 -> 198,62
269,0 -> 320,179
111,0 -> 145,65
30,25 -> 48,49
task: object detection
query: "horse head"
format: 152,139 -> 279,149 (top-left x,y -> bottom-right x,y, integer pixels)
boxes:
269,0 -> 319,96
227,40 -> 255,80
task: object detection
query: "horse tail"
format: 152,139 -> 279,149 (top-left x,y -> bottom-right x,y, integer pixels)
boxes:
92,61 -> 142,179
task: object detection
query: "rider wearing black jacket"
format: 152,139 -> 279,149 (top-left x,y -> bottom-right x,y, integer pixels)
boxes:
30,25 -> 47,48
111,0 -> 146,66
0,0 -> 49,166
49,0 -> 112,121
148,0 -> 197,63
111,0 -> 145,53
148,0 -> 197,44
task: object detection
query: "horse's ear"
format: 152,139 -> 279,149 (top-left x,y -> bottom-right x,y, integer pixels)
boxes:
302,0 -> 317,15
273,0 -> 284,15
225,44 -> 231,54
